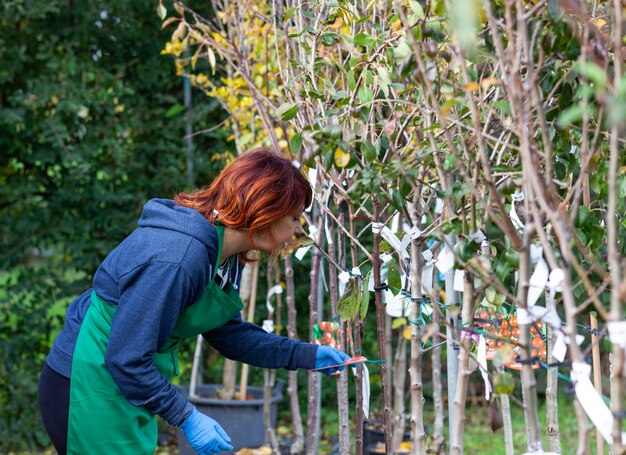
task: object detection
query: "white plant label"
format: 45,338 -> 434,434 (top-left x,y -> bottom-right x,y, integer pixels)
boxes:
552,332 -> 567,362
469,229 -> 486,243
434,198 -> 443,214
409,225 -> 422,240
436,247 -> 454,274
527,258 -> 549,308
385,290 -> 404,317
307,166 -> 318,195
571,362 -> 626,445
607,321 -> 626,348
266,284 -> 283,314
421,263 -> 434,294
338,270 -> 351,297
453,269 -> 465,293
373,223 -> 410,260
477,335 -> 492,400
262,319 -> 275,333
295,245 -> 312,261
421,249 -> 434,264
517,305 -> 562,330
350,363 -> 370,419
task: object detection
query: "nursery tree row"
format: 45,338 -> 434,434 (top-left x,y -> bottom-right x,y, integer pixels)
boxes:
161,0 -> 626,453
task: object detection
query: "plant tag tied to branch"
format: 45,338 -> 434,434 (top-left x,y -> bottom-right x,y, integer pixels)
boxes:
571,362 -> 626,445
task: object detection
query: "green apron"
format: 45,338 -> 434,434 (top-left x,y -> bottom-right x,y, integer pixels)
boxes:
67,225 -> 243,454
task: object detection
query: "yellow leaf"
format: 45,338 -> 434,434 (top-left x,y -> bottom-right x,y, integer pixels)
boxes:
480,77 -> 500,89
191,46 -> 201,70
172,21 -> 186,42
334,148 -> 350,168
207,47 -> 216,75
403,326 -> 411,340
593,18 -> 606,29
463,82 -> 480,92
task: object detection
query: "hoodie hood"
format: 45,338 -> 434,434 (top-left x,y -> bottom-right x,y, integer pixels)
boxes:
138,198 -> 217,250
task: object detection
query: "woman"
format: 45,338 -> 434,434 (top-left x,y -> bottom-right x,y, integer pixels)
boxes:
38,148 -> 350,455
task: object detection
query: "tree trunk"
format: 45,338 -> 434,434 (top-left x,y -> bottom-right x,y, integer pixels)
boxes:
263,369 -> 279,452
327,215 -> 350,455
450,272 -> 475,455
408,236 -> 426,453
431,275 -> 445,449
347,202 -> 365,455
392,336 -> 407,450
372,196 -> 393,454
546,324 -> 561,453
517,226 -> 542,452
284,255 -> 305,454
305,211 -> 324,454
500,392 -> 514,455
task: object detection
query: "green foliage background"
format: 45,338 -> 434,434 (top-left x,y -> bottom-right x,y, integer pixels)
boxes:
0,0 -> 229,450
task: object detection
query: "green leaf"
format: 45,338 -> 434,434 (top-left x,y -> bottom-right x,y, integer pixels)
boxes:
387,259 -> 402,290
337,277 -> 361,319
618,177 -> 626,198
377,66 -> 391,97
392,317 -> 407,330
277,102 -> 299,121
576,62 -> 608,90
290,132 -> 303,153
409,1 -> 425,19
284,7 -> 297,22
361,141 -> 376,163
354,33 -> 374,47
357,86 -> 374,105
558,105 -> 584,127
359,275 -> 371,320
165,103 -> 184,118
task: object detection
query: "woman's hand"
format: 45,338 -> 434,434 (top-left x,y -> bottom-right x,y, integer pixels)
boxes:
314,346 -> 351,376
179,407 -> 233,454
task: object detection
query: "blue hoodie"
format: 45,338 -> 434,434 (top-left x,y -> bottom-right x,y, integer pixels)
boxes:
46,198 -> 317,426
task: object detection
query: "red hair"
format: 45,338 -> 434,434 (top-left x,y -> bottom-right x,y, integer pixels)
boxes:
174,148 -> 312,257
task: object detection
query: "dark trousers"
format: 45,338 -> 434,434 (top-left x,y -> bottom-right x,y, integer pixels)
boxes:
38,362 -> 69,455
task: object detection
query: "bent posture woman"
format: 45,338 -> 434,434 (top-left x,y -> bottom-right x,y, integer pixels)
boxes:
38,149 -> 349,455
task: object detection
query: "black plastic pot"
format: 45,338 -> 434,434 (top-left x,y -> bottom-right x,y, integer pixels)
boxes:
177,381 -> 284,454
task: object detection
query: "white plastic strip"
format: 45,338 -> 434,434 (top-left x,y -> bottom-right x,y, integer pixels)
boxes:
295,245 -> 312,261
453,269 -> 465,292
353,363 -> 370,419
295,225 -> 318,260
571,362 -> 626,445
262,319 -> 275,333
517,305 -> 562,330
435,247 -> 454,274
527,257 -> 549,308
385,290 -> 403,317
372,222 -> 410,260
552,333 -> 567,362
607,321 -> 626,348
477,335 -> 492,400
434,198 -> 443,214
265,284 -> 283,314
338,270 -> 350,297
421,263 -> 434,294
308,167 -> 318,193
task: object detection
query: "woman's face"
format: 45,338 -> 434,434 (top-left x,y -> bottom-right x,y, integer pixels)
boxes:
252,213 -> 304,254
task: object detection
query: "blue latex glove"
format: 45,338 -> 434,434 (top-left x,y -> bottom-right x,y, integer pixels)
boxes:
315,346 -> 351,376
179,407 -> 233,454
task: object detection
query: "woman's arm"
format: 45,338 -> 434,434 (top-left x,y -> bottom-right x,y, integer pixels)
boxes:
104,261 -> 196,426
202,315 -> 318,370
